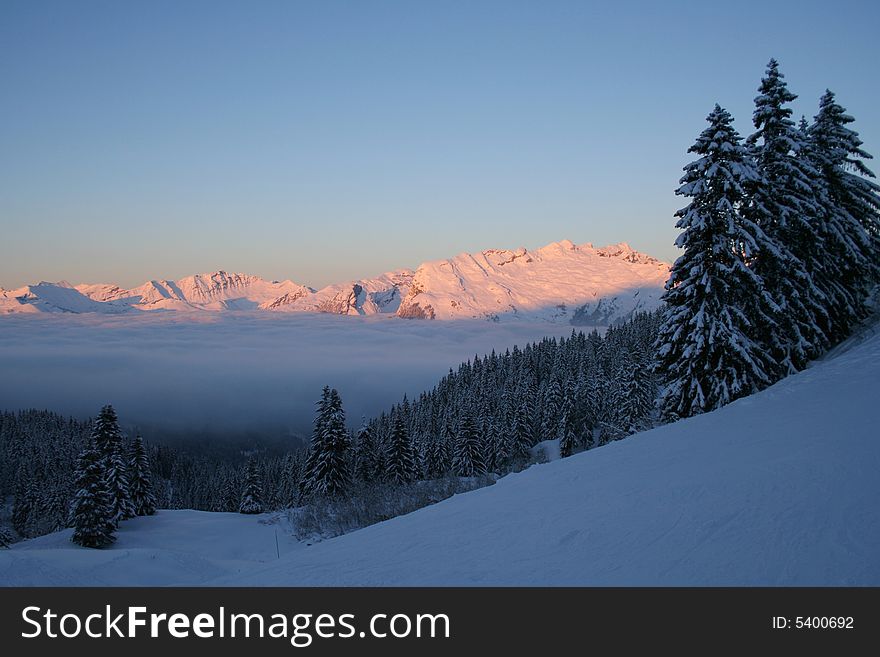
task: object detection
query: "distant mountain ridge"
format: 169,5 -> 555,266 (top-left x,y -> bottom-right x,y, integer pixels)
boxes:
0,240 -> 670,324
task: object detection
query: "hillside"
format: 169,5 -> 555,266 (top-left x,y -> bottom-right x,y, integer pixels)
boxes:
1,317 -> 877,586
223,321 -> 880,585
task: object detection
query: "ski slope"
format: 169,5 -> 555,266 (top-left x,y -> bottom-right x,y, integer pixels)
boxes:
223,323 -> 880,586
0,511 -> 300,586
2,320 -> 878,586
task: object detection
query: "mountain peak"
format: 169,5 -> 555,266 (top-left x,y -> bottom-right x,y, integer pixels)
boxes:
398,239 -> 670,323
534,239 -> 577,256
2,239 -> 670,322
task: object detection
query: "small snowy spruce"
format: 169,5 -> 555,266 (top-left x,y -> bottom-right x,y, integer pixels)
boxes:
453,410 -> 487,477
239,458 -> 264,514
301,387 -> 351,499
384,411 -> 419,485
127,434 -> 157,516
70,445 -> 116,548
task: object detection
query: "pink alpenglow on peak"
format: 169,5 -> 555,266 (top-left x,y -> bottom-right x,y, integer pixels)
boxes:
1,240 -> 670,324
397,240 -> 669,323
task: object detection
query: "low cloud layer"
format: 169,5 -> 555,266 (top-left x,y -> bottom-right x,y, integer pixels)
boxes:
0,313 -> 574,435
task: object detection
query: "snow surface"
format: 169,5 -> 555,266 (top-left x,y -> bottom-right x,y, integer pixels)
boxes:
2,240 -> 669,324
264,269 -> 414,315
398,240 -> 669,322
0,282 -> 126,314
2,318 -> 878,586
0,511 -> 298,586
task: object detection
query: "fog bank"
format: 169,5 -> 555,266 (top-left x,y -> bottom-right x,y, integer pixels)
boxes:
0,313 -> 577,433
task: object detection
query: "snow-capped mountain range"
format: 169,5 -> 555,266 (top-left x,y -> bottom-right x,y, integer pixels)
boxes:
0,240 -> 670,324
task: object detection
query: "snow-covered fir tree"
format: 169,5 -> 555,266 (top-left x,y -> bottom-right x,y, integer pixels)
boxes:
488,416 -> 510,471
239,457 -> 264,514
453,410 -> 486,477
127,434 -> 156,516
746,59 -> 829,374
279,452 -> 304,508
510,401 -> 534,462
384,411 -> 419,485
90,405 -> 122,459
70,445 -> 116,548
539,378 -> 563,441
423,419 -> 452,478
806,90 -> 880,338
480,413 -> 497,472
220,470 -> 242,511
655,105 -> 774,420
301,387 -> 351,499
353,421 -> 383,483
90,405 -> 134,524
106,438 -> 136,523
0,526 -> 16,548
11,479 -> 37,538
615,356 -> 654,435
558,397 -> 578,458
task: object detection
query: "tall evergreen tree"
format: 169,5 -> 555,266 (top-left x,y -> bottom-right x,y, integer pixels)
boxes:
385,413 -> 419,485
510,401 -> 534,461
127,434 -> 156,516
280,453 -> 303,508
353,422 -> 382,483
481,413 -> 497,472
452,410 -> 486,477
239,457 -> 264,514
539,378 -> 563,441
90,405 -> 122,460
616,360 -> 649,434
423,423 -> 452,479
106,439 -> 135,523
301,387 -> 351,498
489,416 -> 510,471
11,478 -> 36,537
807,90 -> 880,337
90,405 -> 134,523
558,398 -> 578,458
70,445 -> 116,548
220,471 -> 241,512
746,59 -> 829,373
655,105 -> 773,420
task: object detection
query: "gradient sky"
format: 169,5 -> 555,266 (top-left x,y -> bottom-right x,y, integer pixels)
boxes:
1,0 -> 878,289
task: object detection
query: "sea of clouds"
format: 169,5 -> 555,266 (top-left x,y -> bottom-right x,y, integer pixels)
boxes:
0,313 -> 577,435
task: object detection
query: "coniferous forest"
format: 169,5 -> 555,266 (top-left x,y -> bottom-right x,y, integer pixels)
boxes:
1,60 -> 877,547
656,61 -> 878,421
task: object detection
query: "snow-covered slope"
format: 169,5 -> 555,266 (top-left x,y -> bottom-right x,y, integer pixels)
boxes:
263,270 -> 414,315
0,511 -> 299,586
35,270 -> 412,316
2,240 -> 670,322
2,319 -> 878,586
218,326 -> 880,585
75,272 -> 314,312
0,287 -> 39,314
398,240 -> 669,322
1,282 -> 129,314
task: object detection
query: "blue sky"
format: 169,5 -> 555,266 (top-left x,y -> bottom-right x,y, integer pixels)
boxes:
1,0 -> 878,288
